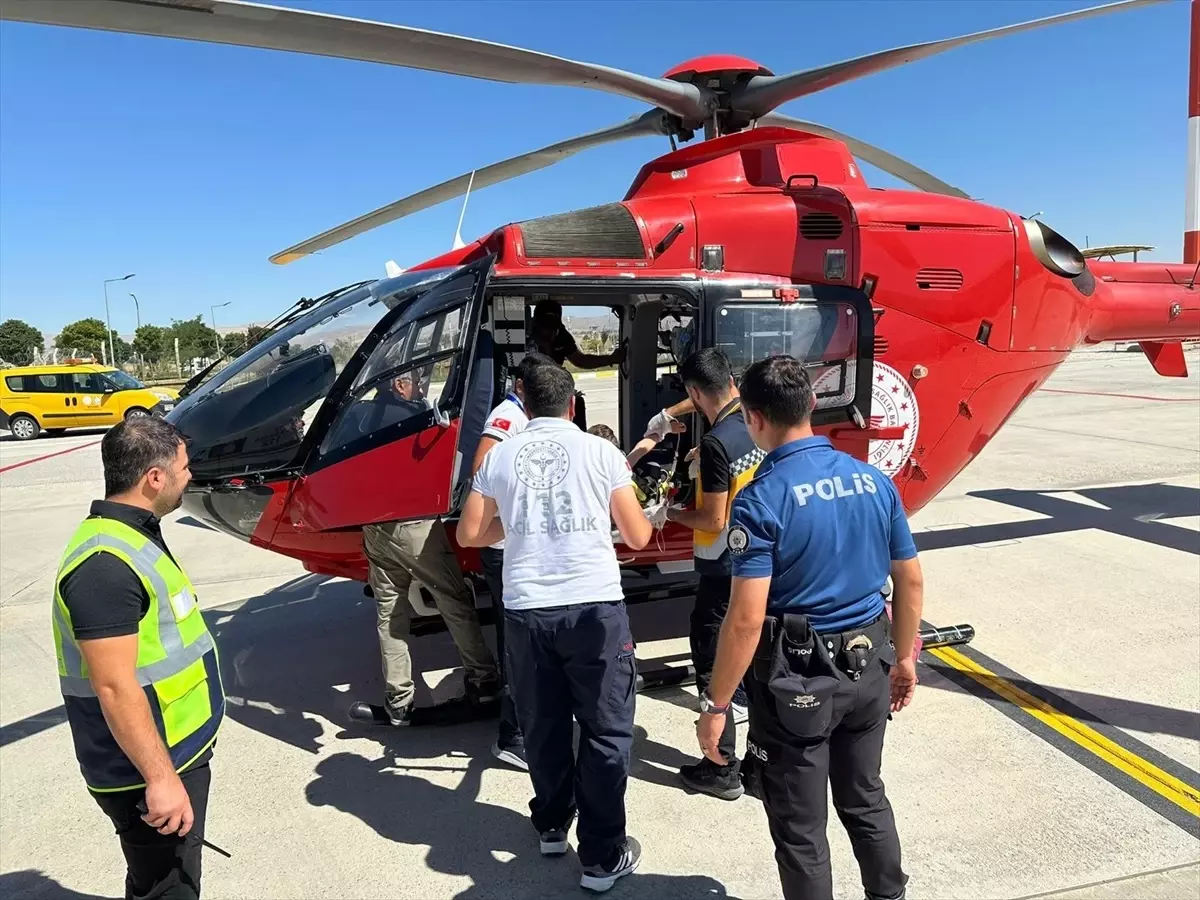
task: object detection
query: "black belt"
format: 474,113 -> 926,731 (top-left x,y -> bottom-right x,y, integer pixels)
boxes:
756,609 -> 894,685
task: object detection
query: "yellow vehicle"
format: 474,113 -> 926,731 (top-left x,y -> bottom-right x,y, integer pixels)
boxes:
0,361 -> 179,441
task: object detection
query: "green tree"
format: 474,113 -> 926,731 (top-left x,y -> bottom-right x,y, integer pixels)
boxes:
246,324 -> 270,346
57,318 -> 109,359
109,331 -> 133,366
0,319 -> 44,365
165,316 -> 218,361
221,331 -> 247,356
133,325 -> 167,363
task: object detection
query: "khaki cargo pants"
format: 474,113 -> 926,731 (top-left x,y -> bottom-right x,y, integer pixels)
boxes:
362,518 -> 498,712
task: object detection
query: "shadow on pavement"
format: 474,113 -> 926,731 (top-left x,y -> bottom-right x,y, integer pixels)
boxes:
207,575 -> 736,897
0,870 -> 110,899
307,743 -> 736,900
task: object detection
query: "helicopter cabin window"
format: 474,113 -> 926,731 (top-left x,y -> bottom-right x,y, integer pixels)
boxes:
167,268 -> 461,481
715,302 -> 859,409
320,275 -> 477,458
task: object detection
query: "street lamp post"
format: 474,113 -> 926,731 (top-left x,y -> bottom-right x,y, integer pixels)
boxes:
103,273 -> 135,366
129,293 -> 142,374
211,301 -> 232,357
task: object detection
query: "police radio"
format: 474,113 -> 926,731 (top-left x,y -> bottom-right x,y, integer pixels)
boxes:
135,800 -> 232,858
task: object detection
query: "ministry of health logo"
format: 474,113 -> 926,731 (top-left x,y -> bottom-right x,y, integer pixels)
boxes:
515,440 -> 570,490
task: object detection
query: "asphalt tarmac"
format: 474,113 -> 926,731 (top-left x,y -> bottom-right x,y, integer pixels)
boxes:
1,348 -> 1197,899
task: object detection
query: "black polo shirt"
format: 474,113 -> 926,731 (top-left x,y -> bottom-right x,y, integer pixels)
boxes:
59,500 -> 177,640
528,327 -> 579,366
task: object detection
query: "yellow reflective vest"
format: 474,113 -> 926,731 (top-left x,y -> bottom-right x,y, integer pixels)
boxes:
52,516 -> 225,791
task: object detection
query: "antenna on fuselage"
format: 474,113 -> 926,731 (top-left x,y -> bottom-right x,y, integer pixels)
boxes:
451,170 -> 476,251
385,260 -> 405,277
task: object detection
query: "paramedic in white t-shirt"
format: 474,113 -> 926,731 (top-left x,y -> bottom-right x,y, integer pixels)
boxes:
457,362 -> 652,893
469,352 -> 555,772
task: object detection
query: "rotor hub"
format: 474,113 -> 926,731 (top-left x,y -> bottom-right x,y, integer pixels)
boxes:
662,56 -> 774,138
662,55 -> 774,85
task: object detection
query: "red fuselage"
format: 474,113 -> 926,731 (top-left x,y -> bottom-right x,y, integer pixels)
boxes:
231,127 -> 1198,583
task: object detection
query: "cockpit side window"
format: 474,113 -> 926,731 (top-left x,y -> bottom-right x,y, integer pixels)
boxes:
715,301 -> 859,410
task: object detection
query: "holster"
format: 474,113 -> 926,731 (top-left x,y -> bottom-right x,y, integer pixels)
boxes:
748,611 -> 894,744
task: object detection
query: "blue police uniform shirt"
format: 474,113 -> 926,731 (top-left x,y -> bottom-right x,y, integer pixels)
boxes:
728,436 -> 918,634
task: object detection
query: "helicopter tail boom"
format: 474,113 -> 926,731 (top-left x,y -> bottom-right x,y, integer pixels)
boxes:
1082,261 -> 1200,374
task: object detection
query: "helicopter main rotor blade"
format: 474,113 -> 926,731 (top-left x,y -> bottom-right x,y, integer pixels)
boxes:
757,114 -> 969,199
270,110 -> 672,265
735,0 -> 1165,118
0,0 -> 712,122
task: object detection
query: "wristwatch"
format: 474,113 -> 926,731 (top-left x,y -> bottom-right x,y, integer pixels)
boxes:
700,692 -> 730,715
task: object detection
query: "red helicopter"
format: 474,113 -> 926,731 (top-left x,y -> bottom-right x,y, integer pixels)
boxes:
5,0 -> 1197,631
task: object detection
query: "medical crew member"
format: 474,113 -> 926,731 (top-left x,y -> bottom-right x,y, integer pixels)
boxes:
526,299 -> 625,431
662,348 -> 762,800
457,362 -> 653,893
54,416 -> 224,900
699,355 -> 923,900
470,352 -> 557,770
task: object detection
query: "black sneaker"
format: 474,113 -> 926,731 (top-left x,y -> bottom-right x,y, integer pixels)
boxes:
679,758 -> 744,801
347,700 -> 411,727
491,741 -> 529,771
538,811 -> 576,856
580,836 -> 641,893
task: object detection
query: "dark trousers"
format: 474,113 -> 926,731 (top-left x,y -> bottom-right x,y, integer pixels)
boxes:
690,574 -> 738,763
479,546 -> 522,749
505,600 -> 635,867
747,658 -> 906,900
572,390 -> 587,431
91,763 -> 212,900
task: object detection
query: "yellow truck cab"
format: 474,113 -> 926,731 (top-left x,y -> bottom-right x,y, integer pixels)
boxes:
0,361 -> 178,440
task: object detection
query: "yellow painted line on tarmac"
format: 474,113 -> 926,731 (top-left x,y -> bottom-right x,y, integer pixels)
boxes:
929,646 -> 1200,819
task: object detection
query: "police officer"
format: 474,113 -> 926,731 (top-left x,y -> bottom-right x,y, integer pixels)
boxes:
663,348 -> 762,800
697,355 -> 923,900
54,416 -> 225,899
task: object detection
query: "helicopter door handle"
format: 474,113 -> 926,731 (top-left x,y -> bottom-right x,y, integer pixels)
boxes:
830,423 -> 908,441
432,402 -> 451,428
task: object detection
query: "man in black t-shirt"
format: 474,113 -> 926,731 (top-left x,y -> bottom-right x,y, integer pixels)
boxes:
527,299 -> 625,370
56,417 -> 219,899
527,300 -> 626,432
663,349 -> 764,801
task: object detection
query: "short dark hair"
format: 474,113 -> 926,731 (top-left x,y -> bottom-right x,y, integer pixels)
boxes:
102,416 -> 185,497
523,362 -> 574,418
515,351 -> 555,386
587,423 -> 618,446
679,348 -> 733,397
738,355 -> 815,427
532,299 -> 562,323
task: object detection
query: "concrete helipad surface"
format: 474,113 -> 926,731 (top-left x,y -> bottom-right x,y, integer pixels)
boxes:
1,349 -> 1198,899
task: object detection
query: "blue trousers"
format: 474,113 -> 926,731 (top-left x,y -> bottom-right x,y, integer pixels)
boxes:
504,600 -> 636,867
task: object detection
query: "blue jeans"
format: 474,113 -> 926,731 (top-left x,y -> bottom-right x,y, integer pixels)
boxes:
504,600 -> 636,867
478,547 -> 522,749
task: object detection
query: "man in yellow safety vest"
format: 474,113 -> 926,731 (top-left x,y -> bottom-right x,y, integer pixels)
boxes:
53,415 -> 223,899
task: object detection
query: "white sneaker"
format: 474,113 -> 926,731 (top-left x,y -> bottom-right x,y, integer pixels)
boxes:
731,702 -> 748,725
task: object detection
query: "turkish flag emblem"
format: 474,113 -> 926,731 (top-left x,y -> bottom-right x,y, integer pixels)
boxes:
490,418 -> 511,431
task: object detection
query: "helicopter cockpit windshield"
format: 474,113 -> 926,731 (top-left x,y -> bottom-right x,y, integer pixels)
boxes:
166,267 -> 457,482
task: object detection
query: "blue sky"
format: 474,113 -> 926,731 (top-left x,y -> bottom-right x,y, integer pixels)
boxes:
0,0 -> 1190,337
